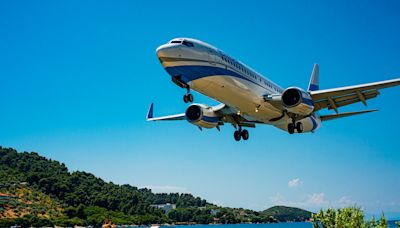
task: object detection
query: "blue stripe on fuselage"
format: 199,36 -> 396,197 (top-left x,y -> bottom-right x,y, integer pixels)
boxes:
165,65 -> 314,107
165,65 -> 269,91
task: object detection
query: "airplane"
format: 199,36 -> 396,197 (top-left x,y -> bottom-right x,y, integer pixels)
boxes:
147,38 -> 400,141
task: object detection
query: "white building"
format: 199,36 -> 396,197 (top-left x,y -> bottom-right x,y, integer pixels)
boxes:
150,203 -> 176,214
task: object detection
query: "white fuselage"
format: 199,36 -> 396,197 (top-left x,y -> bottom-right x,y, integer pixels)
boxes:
156,38 -> 321,133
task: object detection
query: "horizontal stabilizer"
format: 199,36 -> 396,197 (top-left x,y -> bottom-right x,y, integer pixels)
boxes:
320,109 -> 378,121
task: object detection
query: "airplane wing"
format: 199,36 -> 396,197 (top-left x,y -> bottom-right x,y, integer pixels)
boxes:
319,109 -> 378,121
310,78 -> 400,112
146,103 -> 257,128
146,103 -> 186,121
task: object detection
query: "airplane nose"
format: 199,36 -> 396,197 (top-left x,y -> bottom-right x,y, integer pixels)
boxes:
156,45 -> 166,58
156,44 -> 180,58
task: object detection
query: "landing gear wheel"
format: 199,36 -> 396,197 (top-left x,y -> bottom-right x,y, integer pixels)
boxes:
183,93 -> 194,103
187,93 -> 194,102
241,129 -> 249,140
234,131 -> 241,141
288,123 -> 295,134
296,122 -> 303,133
183,94 -> 189,103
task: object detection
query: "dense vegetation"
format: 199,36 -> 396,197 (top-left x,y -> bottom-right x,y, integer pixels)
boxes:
311,207 -> 399,228
261,205 -> 311,222
0,147 -> 311,227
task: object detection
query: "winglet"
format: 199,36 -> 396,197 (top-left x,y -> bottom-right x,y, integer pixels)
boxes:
146,103 -> 154,120
308,63 -> 319,91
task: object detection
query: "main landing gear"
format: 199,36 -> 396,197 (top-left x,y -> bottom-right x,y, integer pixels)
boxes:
234,127 -> 249,141
288,121 -> 303,134
183,88 -> 194,103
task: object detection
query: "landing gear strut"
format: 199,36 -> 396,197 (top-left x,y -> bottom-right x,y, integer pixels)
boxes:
183,88 -> 194,103
288,120 -> 303,134
171,76 -> 193,103
234,127 -> 249,141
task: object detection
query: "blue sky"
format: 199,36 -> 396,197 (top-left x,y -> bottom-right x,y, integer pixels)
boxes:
1,0 -> 400,218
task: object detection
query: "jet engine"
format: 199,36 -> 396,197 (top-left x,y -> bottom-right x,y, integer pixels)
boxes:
281,87 -> 314,116
185,104 -> 220,128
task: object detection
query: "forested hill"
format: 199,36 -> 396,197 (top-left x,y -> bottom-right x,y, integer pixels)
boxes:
0,147 -> 311,227
261,206 -> 312,222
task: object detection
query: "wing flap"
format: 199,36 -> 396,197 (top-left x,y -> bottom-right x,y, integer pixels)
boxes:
314,90 -> 379,111
320,109 -> 378,121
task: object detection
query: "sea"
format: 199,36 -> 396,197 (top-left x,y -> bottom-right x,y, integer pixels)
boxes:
167,222 -> 399,228
117,221 -> 400,228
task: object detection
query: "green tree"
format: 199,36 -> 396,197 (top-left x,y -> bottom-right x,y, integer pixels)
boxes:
311,207 -> 388,228
377,213 -> 387,228
76,204 -> 86,219
370,216 -> 377,227
1,147 -> 318,226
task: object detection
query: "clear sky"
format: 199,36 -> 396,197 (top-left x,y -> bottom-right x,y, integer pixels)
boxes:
1,0 -> 399,219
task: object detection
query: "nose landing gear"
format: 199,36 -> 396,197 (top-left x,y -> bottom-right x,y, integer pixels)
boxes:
183,88 -> 194,103
171,76 -> 194,103
183,93 -> 193,103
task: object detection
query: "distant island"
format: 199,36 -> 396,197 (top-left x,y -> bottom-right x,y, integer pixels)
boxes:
0,147 -> 311,227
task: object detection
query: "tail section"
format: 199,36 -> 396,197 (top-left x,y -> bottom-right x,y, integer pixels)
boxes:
308,63 -> 319,91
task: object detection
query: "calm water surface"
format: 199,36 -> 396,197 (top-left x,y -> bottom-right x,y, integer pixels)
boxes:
155,221 -> 399,228
160,223 -> 311,228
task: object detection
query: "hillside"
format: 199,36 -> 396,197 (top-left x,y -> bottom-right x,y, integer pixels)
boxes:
0,146 -> 311,226
261,206 -> 312,222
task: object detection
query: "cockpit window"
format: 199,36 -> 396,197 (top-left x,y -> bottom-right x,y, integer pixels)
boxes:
182,41 -> 194,47
170,40 -> 182,44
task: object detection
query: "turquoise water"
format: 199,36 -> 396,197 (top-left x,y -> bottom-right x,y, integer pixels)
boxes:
161,223 -> 311,228
156,221 -> 400,228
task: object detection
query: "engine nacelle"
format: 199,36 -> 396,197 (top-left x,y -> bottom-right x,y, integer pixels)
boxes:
281,87 -> 314,116
185,104 -> 220,129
